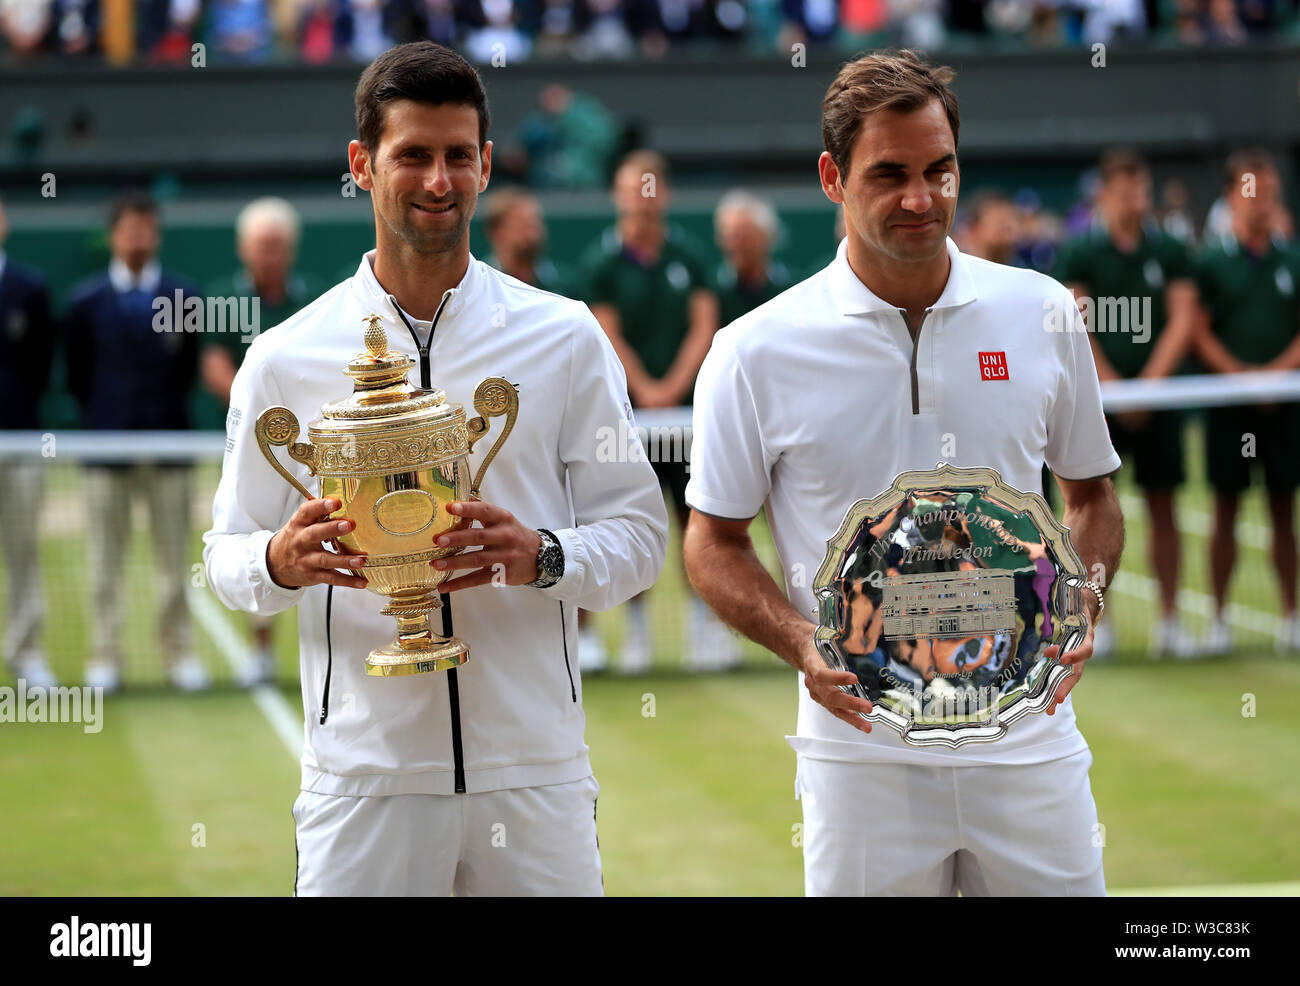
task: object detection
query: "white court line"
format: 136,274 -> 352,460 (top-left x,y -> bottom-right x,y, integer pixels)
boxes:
1110,881 -> 1300,897
1110,570 -> 1283,638
190,589 -> 303,761
1113,493 -> 1285,637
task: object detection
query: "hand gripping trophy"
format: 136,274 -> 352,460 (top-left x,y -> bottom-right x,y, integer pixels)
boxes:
255,313 -> 519,677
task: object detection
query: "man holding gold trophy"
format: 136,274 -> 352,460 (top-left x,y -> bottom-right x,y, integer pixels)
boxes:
684,51 -> 1125,895
203,42 -> 668,896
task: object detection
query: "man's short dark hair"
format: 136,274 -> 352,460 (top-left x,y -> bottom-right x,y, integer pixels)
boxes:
108,190 -> 159,230
822,49 -> 960,183
1223,147 -> 1277,190
966,188 -> 1012,227
615,149 -> 670,185
1098,148 -> 1148,184
355,41 -> 490,152
482,186 -> 535,237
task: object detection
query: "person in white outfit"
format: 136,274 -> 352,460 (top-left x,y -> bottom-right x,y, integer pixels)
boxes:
203,41 -> 668,897
683,50 -> 1126,896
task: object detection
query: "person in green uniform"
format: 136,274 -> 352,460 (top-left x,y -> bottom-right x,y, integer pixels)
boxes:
198,197 -> 320,686
1056,149 -> 1198,659
198,197 -> 320,423
481,186 -> 579,298
963,189 -> 1060,514
961,189 -> 1019,268
580,149 -> 726,674
1192,149 -> 1300,656
713,189 -> 792,327
516,84 -> 619,191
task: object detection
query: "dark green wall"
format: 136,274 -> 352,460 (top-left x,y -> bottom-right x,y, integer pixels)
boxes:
12,200 -> 842,430
12,204 -> 846,309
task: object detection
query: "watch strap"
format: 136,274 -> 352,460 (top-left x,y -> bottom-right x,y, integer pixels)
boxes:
529,528 -> 564,588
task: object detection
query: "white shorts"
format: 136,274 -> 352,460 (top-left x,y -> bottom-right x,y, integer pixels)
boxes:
797,750 -> 1105,896
293,774 -> 603,897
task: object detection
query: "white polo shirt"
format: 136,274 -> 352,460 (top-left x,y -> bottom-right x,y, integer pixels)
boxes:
686,236 -> 1121,766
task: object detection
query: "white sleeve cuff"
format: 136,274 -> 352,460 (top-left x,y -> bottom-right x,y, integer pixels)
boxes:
537,526 -> 584,601
1051,451 -> 1123,483
684,486 -> 762,521
250,528 -> 303,605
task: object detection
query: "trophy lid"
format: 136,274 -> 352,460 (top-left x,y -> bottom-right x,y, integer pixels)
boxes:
318,314 -> 453,422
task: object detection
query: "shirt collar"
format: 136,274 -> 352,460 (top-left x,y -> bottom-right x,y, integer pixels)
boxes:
108,258 -> 161,294
1092,211 -> 1162,244
484,252 -> 555,287
827,235 -> 976,317
1219,230 -> 1288,257
353,248 -> 476,327
609,222 -> 679,265
235,268 -> 306,302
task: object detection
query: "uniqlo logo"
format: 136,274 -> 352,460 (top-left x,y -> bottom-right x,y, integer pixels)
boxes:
979,351 -> 1009,380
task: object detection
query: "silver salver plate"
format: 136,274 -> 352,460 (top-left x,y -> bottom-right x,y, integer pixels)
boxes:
812,464 -> 1089,748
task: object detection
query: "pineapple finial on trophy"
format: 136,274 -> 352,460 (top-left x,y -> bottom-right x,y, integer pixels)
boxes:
363,313 -> 388,358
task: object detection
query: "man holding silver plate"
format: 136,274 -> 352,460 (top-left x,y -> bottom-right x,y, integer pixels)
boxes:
684,51 -> 1125,895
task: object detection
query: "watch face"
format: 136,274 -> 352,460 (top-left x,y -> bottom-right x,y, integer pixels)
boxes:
542,543 -> 563,578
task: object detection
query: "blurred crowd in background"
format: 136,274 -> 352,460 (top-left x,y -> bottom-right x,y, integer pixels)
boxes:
1,0 -> 1297,64
3,140 -> 1299,692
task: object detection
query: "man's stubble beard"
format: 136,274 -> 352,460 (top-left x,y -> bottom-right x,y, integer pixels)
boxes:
878,211 -> 953,264
381,193 -> 476,257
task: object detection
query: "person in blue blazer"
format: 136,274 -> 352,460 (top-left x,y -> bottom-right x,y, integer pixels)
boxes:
63,190 -> 208,694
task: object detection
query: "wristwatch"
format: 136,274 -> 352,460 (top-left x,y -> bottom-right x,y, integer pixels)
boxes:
1082,579 -> 1106,620
529,528 -> 565,588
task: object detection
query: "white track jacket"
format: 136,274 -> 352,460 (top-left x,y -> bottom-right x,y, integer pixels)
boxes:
204,251 -> 668,796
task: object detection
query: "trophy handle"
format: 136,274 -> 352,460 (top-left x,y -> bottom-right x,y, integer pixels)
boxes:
465,377 -> 519,498
255,406 -> 318,502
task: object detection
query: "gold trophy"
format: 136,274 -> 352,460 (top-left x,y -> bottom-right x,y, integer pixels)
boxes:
255,313 -> 519,676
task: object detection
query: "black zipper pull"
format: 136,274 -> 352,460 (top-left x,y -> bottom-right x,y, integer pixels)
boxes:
319,584 -> 334,725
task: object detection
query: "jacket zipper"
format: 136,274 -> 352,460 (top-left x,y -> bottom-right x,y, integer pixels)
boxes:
559,602 -> 577,702
319,585 -> 334,724
388,289 -> 467,793
906,309 -> 932,416
442,599 -> 466,793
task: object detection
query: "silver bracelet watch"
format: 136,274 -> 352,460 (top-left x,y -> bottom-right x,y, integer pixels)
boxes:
529,528 -> 565,588
1082,579 -> 1105,620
